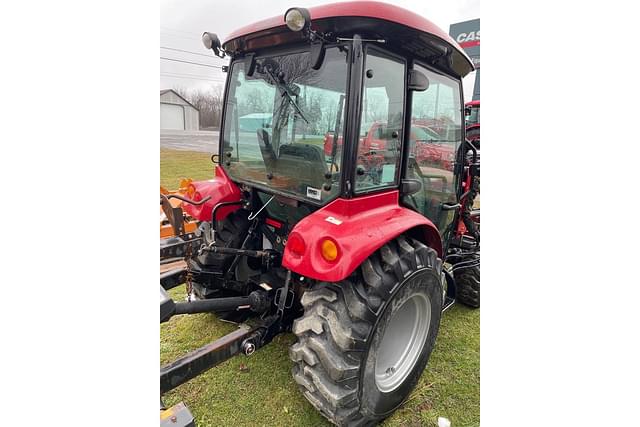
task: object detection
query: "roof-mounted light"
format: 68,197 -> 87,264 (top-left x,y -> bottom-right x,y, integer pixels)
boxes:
284,7 -> 311,32
201,32 -> 223,57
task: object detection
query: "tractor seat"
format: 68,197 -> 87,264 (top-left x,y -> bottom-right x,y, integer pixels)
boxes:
279,143 -> 325,163
277,143 -> 327,190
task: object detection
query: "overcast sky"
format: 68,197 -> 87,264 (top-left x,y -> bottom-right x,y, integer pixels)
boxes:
160,0 -> 479,100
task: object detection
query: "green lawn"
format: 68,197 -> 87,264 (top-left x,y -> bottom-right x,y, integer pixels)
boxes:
160,149 -> 216,190
160,148 -> 480,426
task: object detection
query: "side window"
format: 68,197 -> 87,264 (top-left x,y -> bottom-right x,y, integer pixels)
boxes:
355,51 -> 405,192
404,64 -> 462,232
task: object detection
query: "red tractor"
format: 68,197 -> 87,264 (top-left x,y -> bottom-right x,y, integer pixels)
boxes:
465,100 -> 480,145
324,121 -> 456,183
160,3 -> 479,426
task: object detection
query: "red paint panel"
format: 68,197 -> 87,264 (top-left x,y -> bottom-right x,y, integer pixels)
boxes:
182,166 -> 242,222
282,190 -> 442,282
458,40 -> 480,49
224,1 -> 468,61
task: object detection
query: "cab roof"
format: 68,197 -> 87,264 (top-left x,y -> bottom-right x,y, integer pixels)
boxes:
222,1 -> 474,78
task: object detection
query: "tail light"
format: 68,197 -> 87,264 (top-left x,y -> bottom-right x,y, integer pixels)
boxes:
287,232 -> 306,256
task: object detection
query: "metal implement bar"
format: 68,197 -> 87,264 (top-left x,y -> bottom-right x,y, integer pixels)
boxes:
167,194 -> 211,206
160,267 -> 186,291
203,245 -> 270,258
160,233 -> 202,260
163,291 -> 271,321
173,296 -> 251,315
160,325 -> 253,394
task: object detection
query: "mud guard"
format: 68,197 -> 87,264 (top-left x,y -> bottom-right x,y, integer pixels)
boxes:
182,166 -> 242,222
282,190 -> 442,282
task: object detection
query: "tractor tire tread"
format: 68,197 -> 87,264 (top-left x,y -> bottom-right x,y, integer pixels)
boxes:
290,236 -> 440,426
453,253 -> 480,308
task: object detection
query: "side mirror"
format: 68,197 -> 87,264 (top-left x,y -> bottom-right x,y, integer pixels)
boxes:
408,69 -> 429,91
401,179 -> 422,196
464,107 -> 471,116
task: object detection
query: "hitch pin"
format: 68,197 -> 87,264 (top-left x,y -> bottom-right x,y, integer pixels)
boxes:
248,195 -> 275,221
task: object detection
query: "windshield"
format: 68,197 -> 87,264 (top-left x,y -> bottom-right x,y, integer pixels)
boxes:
221,46 -> 349,204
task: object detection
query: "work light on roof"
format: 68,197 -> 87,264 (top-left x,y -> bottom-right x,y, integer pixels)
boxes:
202,32 -> 218,50
202,32 -> 224,58
284,7 -> 310,32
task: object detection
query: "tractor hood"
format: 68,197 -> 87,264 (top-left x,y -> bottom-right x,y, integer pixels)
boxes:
222,1 -> 474,78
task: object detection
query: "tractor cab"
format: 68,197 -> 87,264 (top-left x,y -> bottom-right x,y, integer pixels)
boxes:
206,1 -> 474,231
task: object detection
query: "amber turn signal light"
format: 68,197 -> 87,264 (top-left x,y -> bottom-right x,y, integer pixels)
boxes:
321,239 -> 339,262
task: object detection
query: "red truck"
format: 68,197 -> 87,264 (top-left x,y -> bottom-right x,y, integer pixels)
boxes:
323,121 -> 455,170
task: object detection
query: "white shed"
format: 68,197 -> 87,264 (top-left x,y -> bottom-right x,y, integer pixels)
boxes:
160,89 -> 200,130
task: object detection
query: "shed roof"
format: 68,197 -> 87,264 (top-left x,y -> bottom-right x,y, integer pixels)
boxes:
160,89 -> 199,111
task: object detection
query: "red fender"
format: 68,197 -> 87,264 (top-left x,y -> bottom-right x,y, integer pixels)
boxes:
282,190 -> 442,282
182,166 -> 242,222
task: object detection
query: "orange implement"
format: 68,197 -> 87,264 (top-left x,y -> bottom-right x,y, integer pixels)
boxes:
161,178 -> 200,238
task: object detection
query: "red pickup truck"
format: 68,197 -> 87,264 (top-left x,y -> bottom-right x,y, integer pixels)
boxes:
323,121 -> 455,170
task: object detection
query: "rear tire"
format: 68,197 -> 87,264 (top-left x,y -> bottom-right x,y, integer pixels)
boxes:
453,253 -> 480,308
191,209 -> 250,299
290,236 -> 443,426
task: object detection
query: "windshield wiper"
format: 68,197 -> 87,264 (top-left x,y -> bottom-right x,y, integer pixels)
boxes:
263,68 -> 309,124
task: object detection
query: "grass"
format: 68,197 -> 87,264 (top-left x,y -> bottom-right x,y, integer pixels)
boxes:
160,148 -> 479,426
160,148 -> 216,189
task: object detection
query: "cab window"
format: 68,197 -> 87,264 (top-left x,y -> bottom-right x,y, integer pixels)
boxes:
355,51 -> 405,192
404,64 -> 462,232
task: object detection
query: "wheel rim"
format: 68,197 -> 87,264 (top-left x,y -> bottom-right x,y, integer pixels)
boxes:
375,292 -> 431,393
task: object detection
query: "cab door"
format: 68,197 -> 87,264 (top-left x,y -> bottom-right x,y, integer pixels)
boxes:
353,48 -> 406,193
403,63 -> 463,233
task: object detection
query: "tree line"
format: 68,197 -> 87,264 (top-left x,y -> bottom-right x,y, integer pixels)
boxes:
174,86 -> 224,130
174,83 -> 344,135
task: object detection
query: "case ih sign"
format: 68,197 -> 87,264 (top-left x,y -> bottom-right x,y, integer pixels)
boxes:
455,29 -> 480,49
449,18 -> 480,100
